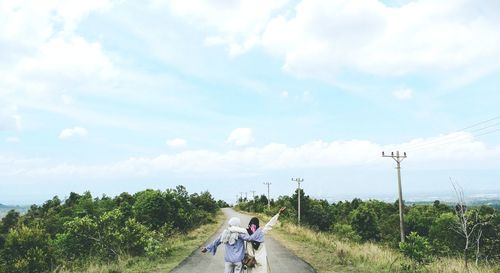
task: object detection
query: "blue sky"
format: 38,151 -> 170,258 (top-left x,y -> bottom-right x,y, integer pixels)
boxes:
1,0 -> 500,204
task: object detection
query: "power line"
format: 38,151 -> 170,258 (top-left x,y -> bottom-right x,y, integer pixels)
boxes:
474,127 -> 500,138
400,116 -> 500,151
469,121 -> 500,133
406,124 -> 500,153
402,118 -> 500,152
459,115 -> 500,131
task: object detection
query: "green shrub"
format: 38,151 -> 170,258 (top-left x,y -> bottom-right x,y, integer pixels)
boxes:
399,232 -> 433,266
331,223 -> 362,242
2,225 -> 53,273
349,204 -> 380,241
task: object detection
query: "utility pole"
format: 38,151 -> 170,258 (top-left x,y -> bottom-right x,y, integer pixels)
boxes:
382,150 -> 407,243
239,192 -> 245,202
291,177 -> 304,225
236,194 -> 240,205
250,190 -> 256,212
263,182 -> 271,209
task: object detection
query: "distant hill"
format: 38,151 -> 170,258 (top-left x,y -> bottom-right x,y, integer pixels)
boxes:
0,204 -> 29,218
0,203 -> 22,209
408,199 -> 500,209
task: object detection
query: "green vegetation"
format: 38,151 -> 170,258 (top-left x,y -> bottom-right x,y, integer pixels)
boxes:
0,186 -> 225,273
237,190 -> 500,272
57,210 -> 225,273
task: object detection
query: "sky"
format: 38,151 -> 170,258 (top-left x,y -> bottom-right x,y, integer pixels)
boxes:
1,0 -> 500,205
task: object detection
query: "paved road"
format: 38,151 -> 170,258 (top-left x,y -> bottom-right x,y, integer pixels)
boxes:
171,208 -> 316,273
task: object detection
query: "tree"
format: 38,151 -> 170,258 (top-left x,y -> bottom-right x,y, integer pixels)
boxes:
114,192 -> 135,219
133,190 -> 170,230
1,210 -> 20,234
191,191 -> 217,214
406,205 -> 439,237
478,210 -> 500,262
64,192 -> 82,207
2,225 -> 53,273
451,182 -> 489,270
53,216 -> 100,261
216,199 -> 230,208
429,212 -> 462,255
54,209 -> 161,261
304,199 -> 331,231
349,203 -> 380,241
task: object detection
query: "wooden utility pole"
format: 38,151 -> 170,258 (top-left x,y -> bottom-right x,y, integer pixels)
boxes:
291,177 -> 304,225
250,190 -> 256,212
250,190 -> 256,200
263,182 -> 271,209
382,151 -> 407,243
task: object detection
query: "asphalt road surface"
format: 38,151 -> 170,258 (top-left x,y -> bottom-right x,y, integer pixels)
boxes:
171,208 -> 316,273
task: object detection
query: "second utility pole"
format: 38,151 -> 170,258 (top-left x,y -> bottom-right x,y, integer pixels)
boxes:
291,177 -> 304,225
250,190 -> 256,212
263,182 -> 271,209
382,150 -> 407,243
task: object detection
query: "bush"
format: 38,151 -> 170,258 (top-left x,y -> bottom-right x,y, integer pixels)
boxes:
331,223 -> 361,242
399,232 -> 433,266
349,204 -> 380,241
53,216 -> 100,261
122,218 -> 163,257
2,225 -> 53,273
54,209 -> 162,262
428,212 -> 462,255
133,190 -> 172,230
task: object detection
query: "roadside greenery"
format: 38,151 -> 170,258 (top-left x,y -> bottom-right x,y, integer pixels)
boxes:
0,186 -> 226,273
236,189 -> 500,270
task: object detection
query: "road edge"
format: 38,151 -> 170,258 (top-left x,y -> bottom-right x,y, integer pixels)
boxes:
168,209 -> 227,272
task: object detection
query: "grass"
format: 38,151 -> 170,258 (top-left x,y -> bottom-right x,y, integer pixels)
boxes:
57,210 -> 225,273
245,211 -> 500,273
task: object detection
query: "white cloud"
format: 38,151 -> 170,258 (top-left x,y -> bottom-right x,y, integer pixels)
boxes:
280,91 -> 289,98
227,128 -> 254,146
0,105 -> 21,131
4,131 -> 500,178
260,0 -> 500,82
17,35 -> 115,81
168,0 -> 290,56
6,137 -> 20,143
302,90 -> 312,102
166,138 -> 187,148
393,88 -> 414,100
0,0 -> 117,109
59,127 -> 88,140
60,94 -> 75,105
170,0 -> 500,83
0,0 -> 114,44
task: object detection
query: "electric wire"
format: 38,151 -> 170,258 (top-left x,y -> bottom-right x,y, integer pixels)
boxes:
396,116 -> 500,153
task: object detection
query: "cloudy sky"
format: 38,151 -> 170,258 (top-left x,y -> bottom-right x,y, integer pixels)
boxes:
1,0 -> 500,204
